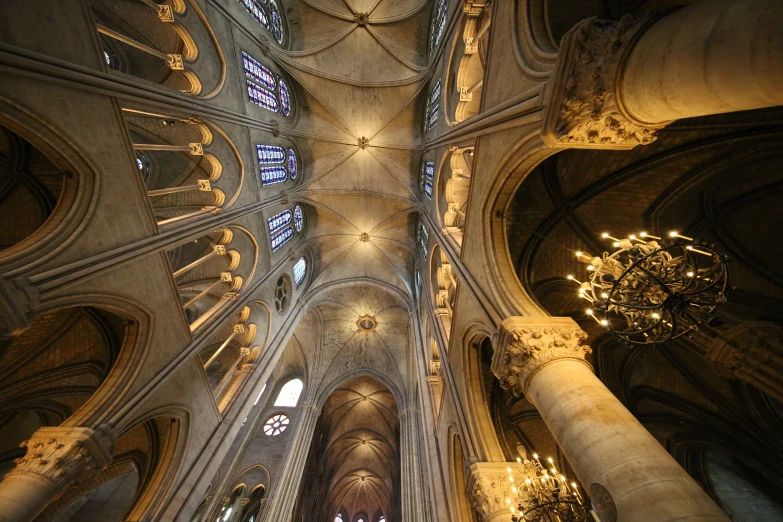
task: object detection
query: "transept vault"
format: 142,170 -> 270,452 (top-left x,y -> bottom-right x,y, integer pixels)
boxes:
0,1 -> 782,522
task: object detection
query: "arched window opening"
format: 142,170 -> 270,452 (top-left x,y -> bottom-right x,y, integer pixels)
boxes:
334,515 -> 343,522
440,147 -> 473,248
269,204 -> 304,252
429,0 -> 448,57
420,160 -> 434,199
425,79 -> 442,130
293,257 -> 307,287
417,220 -> 430,260
0,123 -> 65,254
257,145 -> 297,185
451,5 -> 491,123
263,413 -> 290,436
240,485 -> 266,522
243,51 -> 292,116
275,378 -> 303,406
237,0 -> 285,44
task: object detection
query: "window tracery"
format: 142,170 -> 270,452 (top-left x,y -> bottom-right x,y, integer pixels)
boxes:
417,221 -> 430,260
425,79 -> 441,130
429,0 -> 448,57
263,413 -> 289,436
242,51 -> 292,116
256,144 -> 298,185
268,205 -> 304,252
420,160 -> 435,199
275,378 -> 303,406
293,257 -> 307,287
237,0 -> 285,44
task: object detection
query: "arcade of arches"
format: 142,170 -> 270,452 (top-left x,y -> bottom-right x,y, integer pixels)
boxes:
0,1 -> 782,522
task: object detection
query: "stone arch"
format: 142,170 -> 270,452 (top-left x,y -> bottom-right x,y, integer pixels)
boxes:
436,144 -> 474,250
39,409 -> 188,522
448,428 -> 475,522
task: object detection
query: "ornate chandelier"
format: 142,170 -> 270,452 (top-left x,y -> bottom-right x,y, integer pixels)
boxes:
568,231 -> 729,345
507,454 -> 588,522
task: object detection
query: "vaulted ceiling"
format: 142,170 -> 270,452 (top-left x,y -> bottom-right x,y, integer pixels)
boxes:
277,0 -> 431,300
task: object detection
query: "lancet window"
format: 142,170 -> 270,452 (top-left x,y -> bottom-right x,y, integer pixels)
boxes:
426,79 -> 441,130
293,257 -> 307,287
429,0 -> 448,57
275,378 -> 303,406
417,221 -> 430,260
268,205 -> 304,252
242,51 -> 292,116
420,160 -> 435,199
256,144 -> 298,185
237,0 -> 285,44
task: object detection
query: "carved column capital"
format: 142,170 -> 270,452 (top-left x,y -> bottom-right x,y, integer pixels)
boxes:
492,317 -> 592,398
542,15 -> 666,149
9,426 -> 116,490
467,462 -> 519,522
241,364 -> 257,372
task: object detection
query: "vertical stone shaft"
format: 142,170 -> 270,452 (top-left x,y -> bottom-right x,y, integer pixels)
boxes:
492,317 -> 730,522
400,408 -> 428,522
261,403 -> 319,522
620,0 -> 783,124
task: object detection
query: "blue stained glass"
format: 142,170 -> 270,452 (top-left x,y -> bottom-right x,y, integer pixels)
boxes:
269,0 -> 284,43
238,0 -> 270,30
293,257 -> 306,287
426,79 -> 441,130
424,181 -> 433,199
104,51 -> 111,66
430,0 -> 447,56
271,226 -> 294,251
257,144 -> 286,164
293,205 -> 304,232
279,79 -> 291,116
287,148 -> 298,179
260,166 -> 288,185
243,52 -> 276,90
417,221 -> 429,259
425,161 -> 434,180
268,209 -> 292,234
136,158 -> 143,170
247,83 -> 279,112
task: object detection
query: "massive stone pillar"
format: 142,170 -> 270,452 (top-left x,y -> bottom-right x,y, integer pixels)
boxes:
491,317 -> 730,522
261,402 -> 318,522
0,426 -> 115,522
400,407 -> 431,522
543,0 -> 783,149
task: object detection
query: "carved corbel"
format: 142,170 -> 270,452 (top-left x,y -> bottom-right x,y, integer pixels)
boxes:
492,317 -> 592,398
189,143 -> 204,156
542,16 -> 666,149
166,53 -> 185,71
197,179 -> 212,191
9,426 -> 116,490
157,4 -> 175,22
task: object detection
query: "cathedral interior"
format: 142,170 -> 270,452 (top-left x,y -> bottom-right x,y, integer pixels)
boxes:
0,1 -> 782,521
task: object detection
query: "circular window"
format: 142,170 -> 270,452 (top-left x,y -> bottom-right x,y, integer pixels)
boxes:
275,275 -> 291,313
263,413 -> 289,436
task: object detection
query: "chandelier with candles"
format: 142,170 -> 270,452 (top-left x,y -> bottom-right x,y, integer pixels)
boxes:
507,454 -> 588,522
567,231 -> 729,345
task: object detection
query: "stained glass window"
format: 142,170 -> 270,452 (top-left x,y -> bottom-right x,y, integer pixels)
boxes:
270,205 -> 304,252
268,209 -> 292,234
263,413 -> 289,436
426,79 -> 441,130
429,0 -> 448,56
334,516 -> 343,522
287,148 -> 298,179
275,378 -> 303,406
379,518 -> 385,522
242,50 -> 293,116
421,161 -> 434,199
293,257 -> 306,287
257,145 -> 297,185
238,0 -> 270,30
136,154 -> 150,174
237,0 -> 285,43
293,205 -> 304,232
417,221 -> 429,260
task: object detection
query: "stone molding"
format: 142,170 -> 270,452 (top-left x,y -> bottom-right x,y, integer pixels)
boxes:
542,15 -> 666,149
9,426 -> 116,489
467,462 -> 519,521
492,317 -> 592,398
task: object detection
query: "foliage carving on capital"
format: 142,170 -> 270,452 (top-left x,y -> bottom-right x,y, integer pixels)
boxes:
467,463 -> 518,521
543,15 -> 664,149
492,317 -> 592,397
10,426 -> 116,489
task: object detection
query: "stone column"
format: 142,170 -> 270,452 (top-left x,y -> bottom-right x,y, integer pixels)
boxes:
400,407 -> 430,522
466,463 -> 517,522
0,426 -> 115,522
261,402 -> 319,522
492,317 -> 730,522
542,0 -> 783,150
